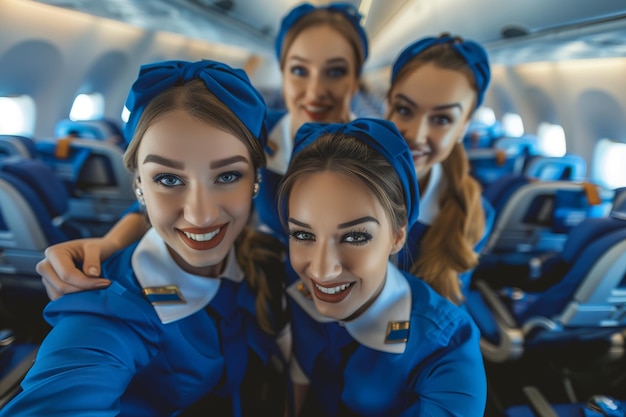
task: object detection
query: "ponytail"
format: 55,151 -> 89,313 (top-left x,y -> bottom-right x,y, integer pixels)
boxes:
235,227 -> 288,334
410,144 -> 485,304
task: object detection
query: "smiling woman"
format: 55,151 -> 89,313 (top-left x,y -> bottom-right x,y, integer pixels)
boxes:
277,118 -> 486,417
0,60 -> 289,417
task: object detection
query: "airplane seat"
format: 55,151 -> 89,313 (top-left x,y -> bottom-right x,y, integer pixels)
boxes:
468,148 -> 527,188
523,154 -> 587,181
467,219 -> 626,364
463,119 -> 503,149
0,329 -> 39,410
0,156 -> 90,276
34,137 -> 135,224
0,136 -> 36,159
612,187 -> 626,215
494,135 -> 541,156
54,118 -> 125,148
468,134 -> 540,187
501,386 -> 625,417
478,180 -> 614,270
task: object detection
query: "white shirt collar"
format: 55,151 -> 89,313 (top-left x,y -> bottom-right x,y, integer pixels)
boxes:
131,228 -> 244,324
266,113 -> 293,175
286,262 -> 411,353
418,162 -> 446,225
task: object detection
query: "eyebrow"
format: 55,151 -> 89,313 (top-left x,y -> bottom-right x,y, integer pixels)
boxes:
394,93 -> 464,112
142,155 -> 249,169
209,155 -> 249,169
288,216 -> 380,229
288,55 -> 349,66
143,154 -> 183,169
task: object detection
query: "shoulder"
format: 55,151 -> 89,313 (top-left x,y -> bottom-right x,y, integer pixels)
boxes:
404,272 -> 478,343
44,244 -> 159,328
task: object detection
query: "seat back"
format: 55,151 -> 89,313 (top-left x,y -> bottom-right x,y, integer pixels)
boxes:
522,226 -> 626,328
0,157 -> 75,274
54,118 -> 124,146
482,181 -> 614,257
35,138 -> 134,222
523,154 -> 587,181
0,136 -> 36,159
468,148 -> 527,187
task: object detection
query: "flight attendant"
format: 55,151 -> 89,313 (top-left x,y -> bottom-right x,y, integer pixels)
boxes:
278,118 -> 487,416
386,34 -> 495,303
1,60 -> 288,417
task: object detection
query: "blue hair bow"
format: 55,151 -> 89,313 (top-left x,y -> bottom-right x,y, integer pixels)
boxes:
123,59 -> 267,147
391,35 -> 491,109
293,118 -> 419,229
274,2 -> 369,63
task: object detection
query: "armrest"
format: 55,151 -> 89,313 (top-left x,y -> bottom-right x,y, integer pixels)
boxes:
474,280 -> 524,362
522,386 -> 559,417
0,344 -> 38,408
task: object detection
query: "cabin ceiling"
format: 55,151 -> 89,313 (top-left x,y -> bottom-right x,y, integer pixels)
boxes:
29,0 -> 626,69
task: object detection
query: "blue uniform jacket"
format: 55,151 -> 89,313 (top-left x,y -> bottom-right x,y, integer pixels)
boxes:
287,263 -> 487,417
1,239 -> 279,417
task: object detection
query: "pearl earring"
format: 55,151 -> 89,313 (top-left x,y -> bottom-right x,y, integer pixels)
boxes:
135,187 -> 145,206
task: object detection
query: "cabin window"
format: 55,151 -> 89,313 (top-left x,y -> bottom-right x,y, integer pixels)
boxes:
593,139 -> 626,189
501,112 -> 524,137
537,122 -> 566,157
69,93 -> 104,121
0,95 -> 36,136
473,107 -> 496,125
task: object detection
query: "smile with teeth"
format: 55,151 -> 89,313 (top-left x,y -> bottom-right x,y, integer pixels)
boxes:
315,282 -> 354,295
304,105 -> 330,113
183,229 -> 220,242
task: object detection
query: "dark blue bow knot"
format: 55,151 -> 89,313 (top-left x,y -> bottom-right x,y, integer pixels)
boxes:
123,59 -> 267,147
391,35 -> 491,109
292,118 -> 419,229
275,2 -> 369,63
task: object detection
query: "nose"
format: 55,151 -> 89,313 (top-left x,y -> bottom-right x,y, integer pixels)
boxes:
307,240 -> 342,282
184,183 -> 219,226
407,116 -> 428,146
305,73 -> 326,101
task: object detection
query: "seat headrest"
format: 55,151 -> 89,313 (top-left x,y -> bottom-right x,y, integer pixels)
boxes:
1,158 -> 69,217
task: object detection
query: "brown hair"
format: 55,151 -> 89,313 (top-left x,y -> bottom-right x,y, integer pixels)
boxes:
387,39 -> 485,304
277,133 -> 407,240
124,79 -> 287,333
279,9 -> 365,76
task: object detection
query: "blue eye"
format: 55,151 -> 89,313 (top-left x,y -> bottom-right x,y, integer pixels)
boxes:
290,66 -> 307,77
289,230 -> 315,242
431,115 -> 453,125
154,173 -> 183,187
342,231 -> 372,246
327,67 -> 348,78
393,104 -> 412,117
217,171 -> 242,184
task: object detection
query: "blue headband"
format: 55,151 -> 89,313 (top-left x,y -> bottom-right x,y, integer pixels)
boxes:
275,2 -> 368,63
391,35 -> 491,109
292,118 -> 419,229
123,59 -> 267,147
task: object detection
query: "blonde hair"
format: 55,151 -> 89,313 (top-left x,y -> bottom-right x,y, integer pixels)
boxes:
388,40 -> 485,304
124,79 -> 287,333
279,9 -> 365,76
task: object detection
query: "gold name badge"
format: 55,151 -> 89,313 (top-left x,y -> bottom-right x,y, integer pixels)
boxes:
385,321 -> 409,344
142,285 -> 186,305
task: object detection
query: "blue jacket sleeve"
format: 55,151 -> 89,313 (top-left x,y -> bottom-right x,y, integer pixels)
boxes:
0,284 -> 160,417
407,310 -> 487,417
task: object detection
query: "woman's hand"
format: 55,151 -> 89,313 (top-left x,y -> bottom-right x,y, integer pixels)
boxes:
37,238 -> 116,300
